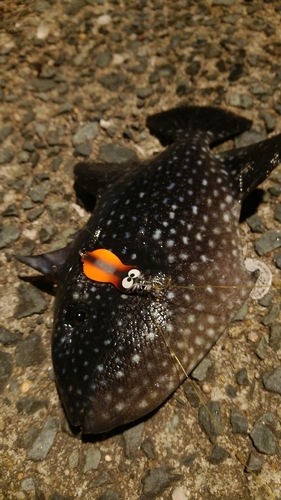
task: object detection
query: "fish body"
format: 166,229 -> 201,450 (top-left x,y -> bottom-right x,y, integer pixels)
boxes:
17,106 -> 281,433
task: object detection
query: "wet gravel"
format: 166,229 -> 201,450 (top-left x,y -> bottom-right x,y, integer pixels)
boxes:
1,1 -> 281,499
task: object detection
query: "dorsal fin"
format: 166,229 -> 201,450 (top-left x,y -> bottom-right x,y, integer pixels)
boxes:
146,105 -> 252,146
74,161 -> 132,197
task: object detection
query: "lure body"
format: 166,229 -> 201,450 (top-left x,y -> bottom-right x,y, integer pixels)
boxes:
17,106 -> 281,433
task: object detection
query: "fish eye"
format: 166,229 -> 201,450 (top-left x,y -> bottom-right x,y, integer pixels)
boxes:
71,303 -> 89,326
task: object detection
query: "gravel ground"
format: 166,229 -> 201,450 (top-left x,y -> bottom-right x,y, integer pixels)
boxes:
1,1 -> 281,499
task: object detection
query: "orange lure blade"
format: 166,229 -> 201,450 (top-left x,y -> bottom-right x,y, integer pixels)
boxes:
80,248 -> 141,292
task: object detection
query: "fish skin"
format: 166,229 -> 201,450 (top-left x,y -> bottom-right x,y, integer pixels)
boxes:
17,106 -> 281,434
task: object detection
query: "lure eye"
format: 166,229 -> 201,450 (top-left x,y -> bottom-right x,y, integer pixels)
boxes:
121,269 -> 141,290
71,304 -> 89,327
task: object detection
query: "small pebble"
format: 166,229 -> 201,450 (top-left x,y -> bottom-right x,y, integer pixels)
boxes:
230,406 -> 248,435
14,283 -> 48,319
269,323 -> 281,351
73,143 -> 92,157
0,225 -> 21,248
15,334 -> 46,367
141,467 -> 183,499
255,230 -> 281,256
250,415 -> 278,455
236,368 -> 250,386
123,422 -> 145,459
198,401 -> 222,442
261,303 -> 280,326
83,446 -> 101,473
273,252 -> 281,269
141,438 -> 156,460
27,417 -> 59,461
98,143 -> 137,164
246,213 -> 264,233
0,326 -> 22,345
274,203 -> 281,223
209,444 -> 229,465
190,358 -> 213,381
262,367 -> 281,395
89,470 -> 114,489
245,452 -> 264,474
21,478 -> 36,491
0,351 -> 13,392
97,489 -> 120,500
73,122 -> 99,146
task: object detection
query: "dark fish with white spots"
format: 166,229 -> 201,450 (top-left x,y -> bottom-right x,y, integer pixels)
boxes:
17,106 -> 281,434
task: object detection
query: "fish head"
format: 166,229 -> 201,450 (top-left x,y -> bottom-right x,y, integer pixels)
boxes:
52,238 -> 182,434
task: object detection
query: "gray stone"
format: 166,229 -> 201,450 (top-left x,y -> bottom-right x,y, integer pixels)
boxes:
2,203 -> 19,217
136,87 -> 153,99
190,358 -> 213,381
213,0 -> 234,5
123,422 -> 145,459
47,202 -> 69,225
73,122 -> 99,146
0,124 -> 13,144
29,186 -> 48,203
27,206 -> 44,222
230,406 -> 248,435
27,417 -> 59,461
255,337 -> 267,360
261,303 -> 280,326
69,449 -> 79,469
15,334 -> 47,366
269,323 -> 281,351
183,381 -> 200,407
198,401 -> 222,442
97,489 -> 121,500
141,438 -> 156,460
273,252 -> 281,269
16,396 -> 47,414
0,225 -> 21,248
209,444 -> 229,465
274,203 -> 281,223
262,367 -> 281,395
141,467 -> 183,499
259,291 -> 275,307
0,326 -> 21,345
236,367 -> 250,386
14,283 -> 48,319
96,51 -> 112,68
232,300 -> 248,321
39,225 -> 57,243
88,470 -> 114,489
255,230 -> 281,256
250,417 -> 278,455
21,478 -> 36,491
98,143 -> 137,164
0,148 -> 14,164
98,72 -> 128,91
246,213 -> 264,233
73,143 -> 92,157
246,452 -> 264,474
83,446 -> 101,473
0,351 -> 13,392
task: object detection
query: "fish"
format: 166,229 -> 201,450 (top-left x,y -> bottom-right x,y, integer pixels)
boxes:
17,106 -> 281,434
